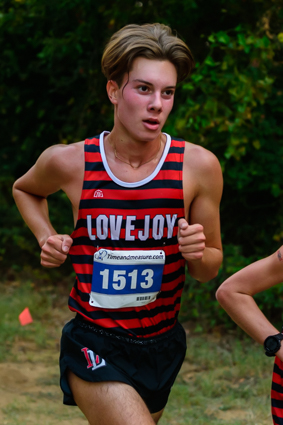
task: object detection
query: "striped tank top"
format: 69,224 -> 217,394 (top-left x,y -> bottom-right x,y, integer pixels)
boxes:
69,131 -> 186,338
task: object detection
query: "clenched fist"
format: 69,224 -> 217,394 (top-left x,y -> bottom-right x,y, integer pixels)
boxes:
178,218 -> 206,262
40,234 -> 73,268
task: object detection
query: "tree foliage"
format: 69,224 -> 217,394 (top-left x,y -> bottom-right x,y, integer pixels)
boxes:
1,0 -> 283,325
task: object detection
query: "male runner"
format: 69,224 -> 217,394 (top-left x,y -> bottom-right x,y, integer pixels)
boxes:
13,23 -> 223,425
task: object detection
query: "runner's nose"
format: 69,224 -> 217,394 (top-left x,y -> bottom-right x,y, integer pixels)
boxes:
148,93 -> 162,112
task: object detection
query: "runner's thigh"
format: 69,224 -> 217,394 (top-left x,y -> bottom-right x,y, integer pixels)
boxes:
68,370 -> 156,425
151,409 -> 164,423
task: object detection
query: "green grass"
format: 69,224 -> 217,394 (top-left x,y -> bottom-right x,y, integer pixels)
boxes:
0,279 -> 70,361
0,279 -> 275,424
162,334 -> 273,425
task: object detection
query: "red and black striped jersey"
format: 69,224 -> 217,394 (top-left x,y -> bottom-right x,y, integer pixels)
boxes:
68,131 -> 186,338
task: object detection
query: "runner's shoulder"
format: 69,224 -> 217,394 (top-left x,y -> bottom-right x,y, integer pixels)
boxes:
183,141 -> 221,176
36,141 -> 85,177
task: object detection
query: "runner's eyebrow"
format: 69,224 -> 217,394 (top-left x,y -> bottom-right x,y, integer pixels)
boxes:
133,79 -> 176,89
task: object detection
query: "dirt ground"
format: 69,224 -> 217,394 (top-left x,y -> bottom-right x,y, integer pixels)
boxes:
0,309 -> 88,425
0,356 -> 247,425
0,310 -> 271,425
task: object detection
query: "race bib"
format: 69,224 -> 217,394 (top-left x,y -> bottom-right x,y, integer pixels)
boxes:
90,249 -> 165,309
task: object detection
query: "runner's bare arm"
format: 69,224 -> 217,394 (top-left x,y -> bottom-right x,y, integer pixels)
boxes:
12,143 -> 84,267
180,145 -> 223,282
216,247 -> 283,360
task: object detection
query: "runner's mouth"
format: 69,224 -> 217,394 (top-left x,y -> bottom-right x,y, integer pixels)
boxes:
143,119 -> 159,124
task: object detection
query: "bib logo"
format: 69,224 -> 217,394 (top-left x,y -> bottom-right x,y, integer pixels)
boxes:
81,347 -> 106,371
94,250 -> 108,261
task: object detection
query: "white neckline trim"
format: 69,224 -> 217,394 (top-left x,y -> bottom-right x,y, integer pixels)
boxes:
99,131 -> 171,188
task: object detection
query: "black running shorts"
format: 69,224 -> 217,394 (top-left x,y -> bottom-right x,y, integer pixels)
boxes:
59,315 -> 187,413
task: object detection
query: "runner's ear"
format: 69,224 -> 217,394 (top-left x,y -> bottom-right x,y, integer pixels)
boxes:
106,80 -> 119,105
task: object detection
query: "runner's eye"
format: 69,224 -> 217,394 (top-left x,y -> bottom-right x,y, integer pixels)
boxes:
163,89 -> 175,97
138,85 -> 150,93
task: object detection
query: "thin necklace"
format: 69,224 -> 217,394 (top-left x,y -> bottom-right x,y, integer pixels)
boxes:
108,135 -> 163,169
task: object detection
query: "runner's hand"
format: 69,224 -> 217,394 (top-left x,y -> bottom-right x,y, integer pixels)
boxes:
40,234 -> 73,268
178,218 -> 206,261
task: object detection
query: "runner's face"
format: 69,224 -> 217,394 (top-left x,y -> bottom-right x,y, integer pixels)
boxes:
110,57 -> 177,142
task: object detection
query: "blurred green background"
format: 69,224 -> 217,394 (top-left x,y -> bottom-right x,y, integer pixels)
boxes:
1,0 -> 283,327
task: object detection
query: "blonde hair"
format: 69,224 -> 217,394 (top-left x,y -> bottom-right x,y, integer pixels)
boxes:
101,23 -> 194,86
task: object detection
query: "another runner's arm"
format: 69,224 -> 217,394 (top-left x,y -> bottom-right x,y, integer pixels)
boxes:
179,145 -> 223,283
12,145 -> 74,267
216,248 -> 283,360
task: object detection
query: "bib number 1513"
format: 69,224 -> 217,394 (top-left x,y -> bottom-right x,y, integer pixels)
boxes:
99,268 -> 154,292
